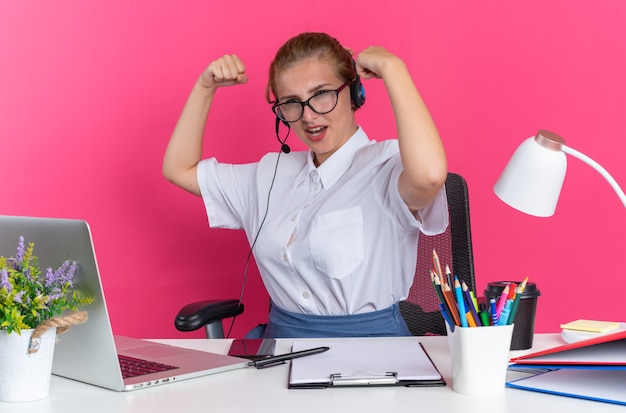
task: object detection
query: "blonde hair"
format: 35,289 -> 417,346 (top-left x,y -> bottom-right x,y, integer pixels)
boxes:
265,32 -> 356,104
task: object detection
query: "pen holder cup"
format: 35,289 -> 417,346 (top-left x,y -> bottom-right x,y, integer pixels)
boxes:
484,281 -> 541,350
446,324 -> 514,395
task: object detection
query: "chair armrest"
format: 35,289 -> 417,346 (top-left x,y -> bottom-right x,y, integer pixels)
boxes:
175,299 -> 244,332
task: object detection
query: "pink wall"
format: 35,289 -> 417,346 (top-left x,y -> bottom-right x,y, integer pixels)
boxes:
1,1 -> 624,338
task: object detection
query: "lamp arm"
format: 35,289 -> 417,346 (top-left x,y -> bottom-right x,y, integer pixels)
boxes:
561,144 -> 626,207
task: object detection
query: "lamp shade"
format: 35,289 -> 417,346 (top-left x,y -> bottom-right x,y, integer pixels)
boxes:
494,131 -> 567,217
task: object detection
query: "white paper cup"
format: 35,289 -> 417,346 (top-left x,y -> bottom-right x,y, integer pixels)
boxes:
446,324 -> 514,395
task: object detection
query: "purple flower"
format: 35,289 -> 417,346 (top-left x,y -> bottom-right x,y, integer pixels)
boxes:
15,236 -> 25,262
14,291 -> 24,303
1,269 -> 11,293
46,291 -> 64,302
45,260 -> 76,288
66,261 -> 77,286
44,267 -> 56,288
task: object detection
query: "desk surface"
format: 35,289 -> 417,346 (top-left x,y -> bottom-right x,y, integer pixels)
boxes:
1,334 -> 623,412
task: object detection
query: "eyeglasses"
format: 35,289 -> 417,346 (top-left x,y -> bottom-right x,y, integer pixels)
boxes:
272,83 -> 348,123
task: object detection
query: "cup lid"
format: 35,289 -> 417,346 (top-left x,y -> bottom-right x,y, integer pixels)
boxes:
484,281 -> 540,298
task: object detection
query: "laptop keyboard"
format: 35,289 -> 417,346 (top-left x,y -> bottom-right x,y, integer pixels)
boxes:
118,354 -> 179,379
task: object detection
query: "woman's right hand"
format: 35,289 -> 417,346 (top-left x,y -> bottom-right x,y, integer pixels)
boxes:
198,54 -> 248,89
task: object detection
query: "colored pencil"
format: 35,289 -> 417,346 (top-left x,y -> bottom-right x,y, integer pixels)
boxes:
445,264 -> 453,290
507,283 -> 518,300
430,270 -> 445,303
439,303 -> 455,332
442,283 -> 461,326
432,249 -> 443,284
507,276 -> 529,325
495,284 -> 510,318
431,270 -> 454,324
507,285 -> 521,325
469,290 -> 479,313
466,311 -> 477,327
461,280 -> 482,326
454,278 -> 468,327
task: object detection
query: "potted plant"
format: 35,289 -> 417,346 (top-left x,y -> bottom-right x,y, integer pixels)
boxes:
0,236 -> 93,403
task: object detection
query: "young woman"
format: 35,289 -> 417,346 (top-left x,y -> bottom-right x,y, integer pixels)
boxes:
163,32 -> 448,338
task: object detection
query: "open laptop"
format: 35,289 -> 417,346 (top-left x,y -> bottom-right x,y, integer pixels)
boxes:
0,215 -> 249,391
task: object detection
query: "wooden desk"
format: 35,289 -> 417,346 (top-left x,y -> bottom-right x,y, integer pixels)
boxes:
1,334 -> 623,412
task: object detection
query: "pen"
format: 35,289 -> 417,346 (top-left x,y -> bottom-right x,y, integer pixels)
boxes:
497,299 -> 512,325
478,302 -> 491,326
489,298 -> 498,325
248,346 -> 330,369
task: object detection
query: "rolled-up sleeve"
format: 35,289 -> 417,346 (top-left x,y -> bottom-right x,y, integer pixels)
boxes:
416,185 -> 449,235
197,158 -> 257,229
386,158 -> 449,236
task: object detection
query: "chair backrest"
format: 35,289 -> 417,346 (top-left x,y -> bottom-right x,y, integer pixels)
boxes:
400,172 -> 476,336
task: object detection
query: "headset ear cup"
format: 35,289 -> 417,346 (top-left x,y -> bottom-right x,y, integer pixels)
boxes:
349,55 -> 366,108
350,78 -> 366,108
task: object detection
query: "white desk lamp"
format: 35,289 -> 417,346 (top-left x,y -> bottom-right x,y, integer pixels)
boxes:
494,129 -> 626,217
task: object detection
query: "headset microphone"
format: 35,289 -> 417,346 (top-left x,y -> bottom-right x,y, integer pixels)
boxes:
275,117 -> 291,153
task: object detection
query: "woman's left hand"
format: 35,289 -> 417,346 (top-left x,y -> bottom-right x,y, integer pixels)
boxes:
354,46 -> 403,80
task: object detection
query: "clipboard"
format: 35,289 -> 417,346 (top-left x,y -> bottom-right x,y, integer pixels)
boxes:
287,339 -> 445,389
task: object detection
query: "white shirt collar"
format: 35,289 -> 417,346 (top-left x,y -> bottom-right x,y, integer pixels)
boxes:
294,126 -> 371,190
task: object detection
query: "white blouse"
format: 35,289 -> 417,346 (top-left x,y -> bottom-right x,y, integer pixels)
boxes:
197,127 -> 449,315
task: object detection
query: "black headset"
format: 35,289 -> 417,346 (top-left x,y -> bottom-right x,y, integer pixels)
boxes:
349,54 -> 366,109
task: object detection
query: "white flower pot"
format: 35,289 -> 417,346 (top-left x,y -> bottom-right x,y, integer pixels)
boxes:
0,327 -> 57,403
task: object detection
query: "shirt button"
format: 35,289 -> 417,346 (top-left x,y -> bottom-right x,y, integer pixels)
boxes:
313,184 -> 320,191
291,215 -> 297,222
283,254 -> 289,262
302,292 -> 310,299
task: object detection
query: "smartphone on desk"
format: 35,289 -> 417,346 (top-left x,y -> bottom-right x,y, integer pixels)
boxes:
228,338 -> 276,361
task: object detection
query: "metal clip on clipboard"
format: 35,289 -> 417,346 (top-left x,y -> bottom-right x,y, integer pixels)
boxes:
330,371 -> 399,386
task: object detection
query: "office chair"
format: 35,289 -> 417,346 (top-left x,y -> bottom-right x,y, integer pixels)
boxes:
175,172 -> 475,338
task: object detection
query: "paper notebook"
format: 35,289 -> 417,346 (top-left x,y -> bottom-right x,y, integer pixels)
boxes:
560,319 -> 620,333
288,339 -> 445,388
